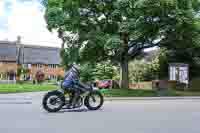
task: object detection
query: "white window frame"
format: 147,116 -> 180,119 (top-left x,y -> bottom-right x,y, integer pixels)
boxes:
23,64 -> 28,69
36,64 -> 43,68
28,64 -> 32,69
48,64 -> 58,69
49,75 -> 57,80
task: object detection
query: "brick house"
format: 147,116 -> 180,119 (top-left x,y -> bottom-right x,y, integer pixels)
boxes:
0,40 -> 65,81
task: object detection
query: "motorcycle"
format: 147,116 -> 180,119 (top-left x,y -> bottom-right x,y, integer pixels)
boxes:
42,82 -> 104,112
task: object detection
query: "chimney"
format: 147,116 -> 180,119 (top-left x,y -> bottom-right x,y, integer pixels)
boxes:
16,36 -> 21,44
16,36 -> 22,65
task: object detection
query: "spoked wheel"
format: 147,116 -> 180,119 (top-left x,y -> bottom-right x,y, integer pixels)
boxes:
42,91 -> 65,112
85,91 -> 104,110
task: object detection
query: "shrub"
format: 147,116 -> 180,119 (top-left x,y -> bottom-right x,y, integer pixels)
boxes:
57,75 -> 64,81
16,80 -> 24,84
189,79 -> 200,91
35,70 -> 45,84
80,62 -> 119,82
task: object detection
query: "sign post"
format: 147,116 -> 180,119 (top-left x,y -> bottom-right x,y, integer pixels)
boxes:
169,63 -> 189,89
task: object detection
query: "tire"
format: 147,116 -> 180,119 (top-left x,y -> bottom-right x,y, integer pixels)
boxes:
42,91 -> 65,113
85,91 -> 104,110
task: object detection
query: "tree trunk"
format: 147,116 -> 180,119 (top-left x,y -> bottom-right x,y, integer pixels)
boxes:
119,32 -> 129,89
120,57 -> 129,89
61,39 -> 65,49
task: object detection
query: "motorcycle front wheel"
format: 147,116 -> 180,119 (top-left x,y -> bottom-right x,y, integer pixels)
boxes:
84,91 -> 104,110
42,91 -> 65,112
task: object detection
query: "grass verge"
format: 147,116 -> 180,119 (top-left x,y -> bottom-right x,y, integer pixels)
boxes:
101,89 -> 200,97
101,89 -> 157,97
0,84 -> 57,93
1,85 -> 200,97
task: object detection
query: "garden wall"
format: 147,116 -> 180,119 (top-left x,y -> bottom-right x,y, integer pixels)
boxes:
129,82 -> 153,90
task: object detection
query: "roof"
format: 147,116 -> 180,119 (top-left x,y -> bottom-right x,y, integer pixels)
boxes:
0,42 -> 17,62
0,41 -> 61,64
19,45 -> 61,64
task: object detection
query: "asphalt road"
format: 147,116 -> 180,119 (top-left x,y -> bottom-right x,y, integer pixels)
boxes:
0,92 -> 200,133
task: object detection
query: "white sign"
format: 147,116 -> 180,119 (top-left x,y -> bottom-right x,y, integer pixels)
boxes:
169,64 -> 189,85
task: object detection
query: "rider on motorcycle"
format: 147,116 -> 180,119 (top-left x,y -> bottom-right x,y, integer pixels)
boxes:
62,63 -> 85,108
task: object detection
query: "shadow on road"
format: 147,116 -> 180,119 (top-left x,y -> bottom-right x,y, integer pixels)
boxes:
60,108 -> 90,112
61,108 -> 104,112
44,108 -> 104,113
42,107 -> 104,113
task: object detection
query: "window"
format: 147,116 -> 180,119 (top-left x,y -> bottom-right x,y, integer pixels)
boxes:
48,64 -> 58,69
49,75 -> 57,80
48,64 -> 52,68
22,64 -> 28,69
0,73 -> 2,80
22,64 -> 31,69
28,64 -> 32,69
36,64 -> 43,68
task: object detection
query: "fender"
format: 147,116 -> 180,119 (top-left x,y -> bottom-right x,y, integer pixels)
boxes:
48,89 -> 64,94
47,90 -> 65,101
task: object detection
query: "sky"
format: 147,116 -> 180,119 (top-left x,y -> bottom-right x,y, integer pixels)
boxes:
0,0 -> 158,51
0,0 -> 62,47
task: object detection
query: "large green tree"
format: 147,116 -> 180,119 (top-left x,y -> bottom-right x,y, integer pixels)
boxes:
43,0 -> 200,88
80,62 -> 118,82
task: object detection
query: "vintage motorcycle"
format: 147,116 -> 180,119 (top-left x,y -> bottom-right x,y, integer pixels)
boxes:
42,81 -> 104,112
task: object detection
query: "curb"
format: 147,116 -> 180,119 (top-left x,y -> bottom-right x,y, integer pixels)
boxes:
104,97 -> 200,101
0,102 -> 32,104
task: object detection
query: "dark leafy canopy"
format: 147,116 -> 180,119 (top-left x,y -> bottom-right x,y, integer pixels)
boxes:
44,0 -> 200,61
43,0 -> 200,86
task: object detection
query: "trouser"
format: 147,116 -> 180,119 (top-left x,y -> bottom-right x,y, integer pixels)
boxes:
69,90 -> 80,107
69,81 -> 85,106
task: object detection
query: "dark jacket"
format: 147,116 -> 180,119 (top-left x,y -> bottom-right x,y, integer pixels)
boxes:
64,67 -> 80,81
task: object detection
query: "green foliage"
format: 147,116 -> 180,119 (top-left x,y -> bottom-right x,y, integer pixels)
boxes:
80,62 -> 119,82
157,49 -> 169,78
43,0 -> 200,56
95,63 -> 118,80
57,75 -> 64,81
129,60 -> 157,82
129,46 -> 200,82
17,67 -> 28,77
129,48 -> 169,82
61,46 -> 80,68
43,0 -> 200,87
80,63 -> 96,82
43,0 -> 186,63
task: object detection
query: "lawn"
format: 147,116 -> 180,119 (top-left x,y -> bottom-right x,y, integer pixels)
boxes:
175,91 -> 200,96
0,84 -> 57,93
101,89 -> 157,97
101,89 -> 200,97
